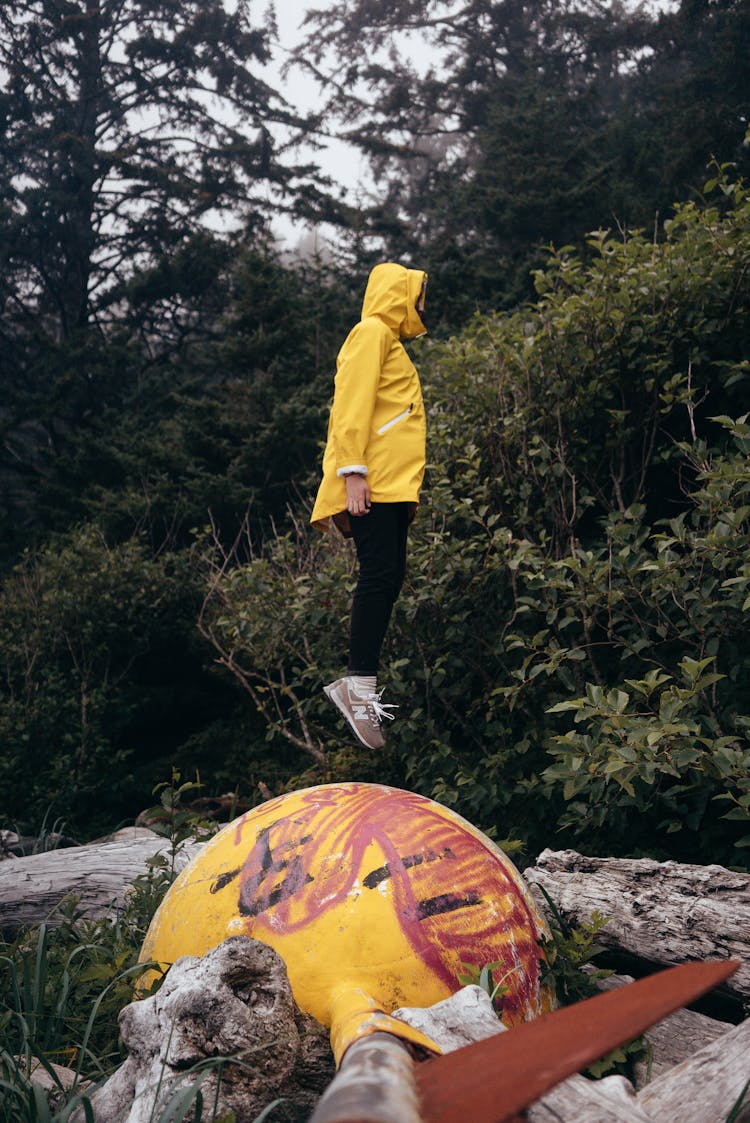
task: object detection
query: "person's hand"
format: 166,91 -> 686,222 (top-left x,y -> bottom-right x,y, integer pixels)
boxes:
345,473 -> 371,516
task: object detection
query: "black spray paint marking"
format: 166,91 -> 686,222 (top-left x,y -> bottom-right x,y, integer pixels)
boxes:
242,869 -> 316,918
238,825 -> 315,917
211,868 -> 241,894
363,847 -> 457,890
210,828 -> 314,896
415,892 -> 482,920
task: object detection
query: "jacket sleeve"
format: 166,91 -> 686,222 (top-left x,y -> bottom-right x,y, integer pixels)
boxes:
331,318 -> 392,476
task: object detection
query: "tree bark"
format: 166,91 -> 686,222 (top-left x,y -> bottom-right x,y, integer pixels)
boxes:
0,827 -> 203,935
638,1015 -> 750,1123
596,973 -> 730,1086
526,849 -> 750,1000
76,936 -> 334,1123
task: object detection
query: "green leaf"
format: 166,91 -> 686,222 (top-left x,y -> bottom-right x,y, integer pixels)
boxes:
546,700 -> 584,713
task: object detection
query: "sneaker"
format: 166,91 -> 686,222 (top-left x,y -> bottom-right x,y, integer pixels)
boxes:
323,677 -> 397,750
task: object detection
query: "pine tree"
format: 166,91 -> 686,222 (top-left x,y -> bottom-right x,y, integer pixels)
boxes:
297,0 -> 749,326
0,0 -> 304,337
0,0 -> 318,553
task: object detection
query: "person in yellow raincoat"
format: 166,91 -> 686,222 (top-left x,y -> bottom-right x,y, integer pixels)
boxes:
310,262 -> 428,749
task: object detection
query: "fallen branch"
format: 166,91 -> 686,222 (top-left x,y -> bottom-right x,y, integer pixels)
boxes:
0,827 -> 203,935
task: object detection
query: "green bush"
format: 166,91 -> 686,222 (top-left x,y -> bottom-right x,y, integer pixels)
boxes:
0,528 -> 214,835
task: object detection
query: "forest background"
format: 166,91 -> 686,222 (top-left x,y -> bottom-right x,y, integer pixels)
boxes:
1,0 -> 750,871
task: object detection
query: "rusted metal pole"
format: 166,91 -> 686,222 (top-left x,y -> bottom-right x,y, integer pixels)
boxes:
308,1032 -> 423,1123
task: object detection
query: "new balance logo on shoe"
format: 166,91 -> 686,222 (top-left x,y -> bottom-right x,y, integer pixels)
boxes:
323,677 -> 397,751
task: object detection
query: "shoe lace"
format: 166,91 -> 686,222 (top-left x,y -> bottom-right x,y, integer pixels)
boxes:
365,689 -> 398,727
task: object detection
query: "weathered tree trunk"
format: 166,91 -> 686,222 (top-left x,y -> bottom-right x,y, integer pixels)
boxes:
526,1073 -> 653,1122
0,827 -> 203,935
75,936 -> 334,1123
596,972 -> 730,1085
526,849 -> 750,1001
638,1016 -> 750,1122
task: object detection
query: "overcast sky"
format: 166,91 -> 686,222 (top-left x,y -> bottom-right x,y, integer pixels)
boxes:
273,0 -> 322,108
266,0 -> 682,247
266,1 -> 369,245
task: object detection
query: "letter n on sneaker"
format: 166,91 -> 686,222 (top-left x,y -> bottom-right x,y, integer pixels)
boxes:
323,677 -> 397,751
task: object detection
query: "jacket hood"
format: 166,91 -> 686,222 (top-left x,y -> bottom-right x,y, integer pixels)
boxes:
361,262 -> 428,339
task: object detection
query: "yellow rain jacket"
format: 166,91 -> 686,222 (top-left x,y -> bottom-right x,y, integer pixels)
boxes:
310,262 -> 428,535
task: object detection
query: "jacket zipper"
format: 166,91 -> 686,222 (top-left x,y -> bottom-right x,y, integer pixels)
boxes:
376,404 -> 413,435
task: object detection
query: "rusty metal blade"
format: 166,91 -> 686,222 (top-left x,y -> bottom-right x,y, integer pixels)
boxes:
416,959 -> 740,1123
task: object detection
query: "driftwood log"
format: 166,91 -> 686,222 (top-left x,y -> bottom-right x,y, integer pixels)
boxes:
76,935 -> 334,1123
0,827 -> 203,936
525,848 -> 750,1004
523,1014 -> 750,1121
596,972 -> 730,1085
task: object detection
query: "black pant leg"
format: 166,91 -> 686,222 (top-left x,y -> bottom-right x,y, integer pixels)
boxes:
348,502 -> 410,676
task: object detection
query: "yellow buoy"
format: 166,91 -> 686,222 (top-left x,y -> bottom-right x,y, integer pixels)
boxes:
140,782 -> 552,1062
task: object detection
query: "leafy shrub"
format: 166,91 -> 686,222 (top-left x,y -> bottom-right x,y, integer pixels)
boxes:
0,529 -> 212,836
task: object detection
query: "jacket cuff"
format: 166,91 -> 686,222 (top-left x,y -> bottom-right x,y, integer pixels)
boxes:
337,465 -> 368,478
